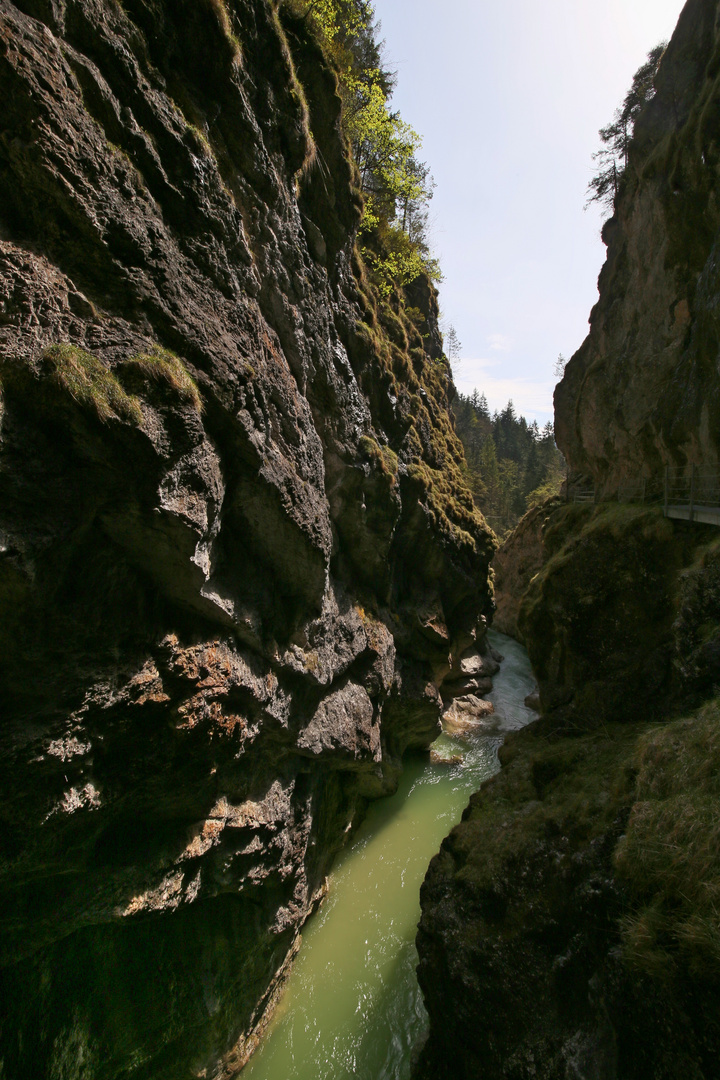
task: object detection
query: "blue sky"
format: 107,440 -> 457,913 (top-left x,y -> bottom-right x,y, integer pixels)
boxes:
370,0 -> 687,424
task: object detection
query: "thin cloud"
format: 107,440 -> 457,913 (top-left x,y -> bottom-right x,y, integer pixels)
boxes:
488,333 -> 514,352
454,357 -> 555,424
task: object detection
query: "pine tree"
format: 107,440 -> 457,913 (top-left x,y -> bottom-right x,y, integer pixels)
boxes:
452,393 -> 565,534
587,42 -> 667,215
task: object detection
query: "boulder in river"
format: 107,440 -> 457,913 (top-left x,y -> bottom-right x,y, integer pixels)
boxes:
442,696 -> 496,737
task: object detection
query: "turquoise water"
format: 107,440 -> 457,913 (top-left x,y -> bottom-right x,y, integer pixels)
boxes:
243,631 -> 537,1080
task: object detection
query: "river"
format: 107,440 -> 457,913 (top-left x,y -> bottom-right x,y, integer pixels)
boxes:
242,631 -> 537,1080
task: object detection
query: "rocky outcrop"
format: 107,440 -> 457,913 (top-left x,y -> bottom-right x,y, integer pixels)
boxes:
490,496 -> 564,637
416,703 -> 720,1080
416,503 -> 720,1080
0,3 -> 495,1077
555,0 -> 720,492
514,503 -> 692,721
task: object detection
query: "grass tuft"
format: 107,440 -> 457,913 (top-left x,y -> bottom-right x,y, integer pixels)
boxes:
122,346 -> 203,413
44,343 -> 143,425
207,0 -> 243,61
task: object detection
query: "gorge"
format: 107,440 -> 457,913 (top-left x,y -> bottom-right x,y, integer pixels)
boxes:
0,1 -> 496,1075
2,0 -> 720,1078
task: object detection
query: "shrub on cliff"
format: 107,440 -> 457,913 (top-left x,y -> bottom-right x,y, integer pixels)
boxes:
282,0 -> 438,292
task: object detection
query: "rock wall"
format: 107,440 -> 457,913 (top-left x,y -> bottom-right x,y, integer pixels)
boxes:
416,504 -> 720,1080
490,497 -> 563,638
555,0 -> 720,492
416,1 -> 720,1075
0,2 -> 495,1077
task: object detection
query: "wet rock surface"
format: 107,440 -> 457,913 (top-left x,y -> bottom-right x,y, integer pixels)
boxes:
0,2 -> 495,1077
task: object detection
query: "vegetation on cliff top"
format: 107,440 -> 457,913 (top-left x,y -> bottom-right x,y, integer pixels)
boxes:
278,0 -> 492,556
587,41 -> 667,215
283,0 -> 438,292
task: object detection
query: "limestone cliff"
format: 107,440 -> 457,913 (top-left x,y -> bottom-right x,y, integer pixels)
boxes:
0,3 -> 495,1077
417,504 -> 720,1080
415,1 -> 720,1076
556,0 -> 720,492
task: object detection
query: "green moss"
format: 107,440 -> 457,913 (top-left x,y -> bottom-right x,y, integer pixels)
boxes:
347,243 -> 494,569
378,303 -> 408,350
448,721 -> 644,936
615,696 -> 720,981
122,346 -> 203,412
517,503 -> 690,720
207,0 -> 243,61
43,343 -> 143,425
469,693 -> 720,979
359,434 -> 398,483
407,456 -> 490,555
185,123 -> 214,158
271,4 -> 315,174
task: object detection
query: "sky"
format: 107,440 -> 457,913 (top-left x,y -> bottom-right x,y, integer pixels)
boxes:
370,0 -> 687,425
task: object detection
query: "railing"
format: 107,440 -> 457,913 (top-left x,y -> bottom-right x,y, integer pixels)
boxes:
567,484 -> 596,504
616,476 -> 664,504
663,465 -> 720,523
565,465 -> 720,526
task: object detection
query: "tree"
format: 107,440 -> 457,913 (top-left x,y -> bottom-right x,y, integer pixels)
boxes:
524,440 -> 544,494
292,0 -> 438,291
444,325 -> 462,369
452,391 -> 565,535
587,42 -> 667,216
479,436 -> 500,497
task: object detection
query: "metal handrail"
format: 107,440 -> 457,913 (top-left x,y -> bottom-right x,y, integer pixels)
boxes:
564,464 -> 720,525
663,463 -> 720,521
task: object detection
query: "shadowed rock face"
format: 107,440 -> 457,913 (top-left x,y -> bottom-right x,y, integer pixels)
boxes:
0,2 -> 495,1076
555,0 -> 720,493
417,500 -> 720,1080
415,2 -> 720,1078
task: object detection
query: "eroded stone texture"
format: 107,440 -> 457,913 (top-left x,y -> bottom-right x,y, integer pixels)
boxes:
416,3 -> 720,1077
555,0 -> 720,491
0,1 -> 495,1077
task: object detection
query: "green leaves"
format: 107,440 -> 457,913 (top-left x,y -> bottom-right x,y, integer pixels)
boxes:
285,0 -> 437,291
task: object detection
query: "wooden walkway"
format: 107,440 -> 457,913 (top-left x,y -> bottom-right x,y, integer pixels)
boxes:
665,504 -> 720,526
568,466 -> 720,527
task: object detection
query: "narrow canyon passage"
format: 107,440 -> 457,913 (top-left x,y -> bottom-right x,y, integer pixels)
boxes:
242,632 -> 537,1080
